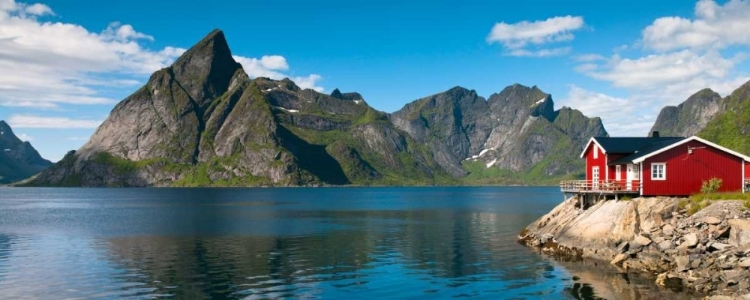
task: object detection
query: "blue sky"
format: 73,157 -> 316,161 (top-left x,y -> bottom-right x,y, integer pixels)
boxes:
1,0 -> 750,161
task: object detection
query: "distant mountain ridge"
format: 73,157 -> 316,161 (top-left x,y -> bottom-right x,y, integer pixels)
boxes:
391,84 -> 607,184
0,121 -> 52,183
646,80 -> 750,157
27,29 -> 609,187
649,88 -> 723,137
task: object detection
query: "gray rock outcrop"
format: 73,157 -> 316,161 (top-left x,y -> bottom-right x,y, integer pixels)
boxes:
649,88 -> 723,137
520,197 -> 750,298
391,84 -> 607,181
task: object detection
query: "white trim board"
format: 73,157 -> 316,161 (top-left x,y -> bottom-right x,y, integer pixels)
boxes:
580,137 -> 607,158
632,136 -> 750,163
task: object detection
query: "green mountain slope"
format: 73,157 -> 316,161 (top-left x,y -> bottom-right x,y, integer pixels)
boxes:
699,81 -> 750,154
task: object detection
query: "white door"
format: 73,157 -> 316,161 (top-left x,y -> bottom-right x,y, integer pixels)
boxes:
592,166 -> 600,190
615,165 -> 621,181
626,164 -> 639,190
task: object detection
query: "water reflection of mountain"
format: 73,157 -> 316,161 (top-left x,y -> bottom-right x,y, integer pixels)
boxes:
101,208 -> 567,299
0,234 -> 10,282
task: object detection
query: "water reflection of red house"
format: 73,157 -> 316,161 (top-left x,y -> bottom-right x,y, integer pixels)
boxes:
561,132 -> 750,198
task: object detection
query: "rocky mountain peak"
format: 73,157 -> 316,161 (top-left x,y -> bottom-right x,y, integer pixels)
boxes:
167,29 -> 242,109
0,120 -> 52,184
0,120 -> 19,144
650,88 -> 723,137
487,84 -> 554,121
0,120 -> 10,133
330,88 -> 364,101
331,88 -> 344,99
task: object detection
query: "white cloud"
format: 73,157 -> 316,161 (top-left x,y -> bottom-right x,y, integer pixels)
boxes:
573,49 -> 749,135
101,22 -> 154,42
8,115 -> 102,129
0,0 -> 186,109
487,16 -> 584,48
642,0 -> 750,51
16,133 -> 32,141
559,86 -> 655,136
291,74 -> 324,92
23,3 -> 51,16
575,53 -> 605,62
570,0 -> 750,137
561,85 -> 632,117
487,16 -> 584,57
508,47 -> 571,57
233,55 -> 324,92
0,1 -> 326,109
582,50 -> 739,90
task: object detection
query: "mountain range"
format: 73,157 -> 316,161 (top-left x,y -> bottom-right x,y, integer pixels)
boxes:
20,30 -> 604,187
9,29 -> 750,187
0,121 -> 52,184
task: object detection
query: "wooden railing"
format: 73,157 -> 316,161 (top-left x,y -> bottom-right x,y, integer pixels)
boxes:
560,180 -> 640,193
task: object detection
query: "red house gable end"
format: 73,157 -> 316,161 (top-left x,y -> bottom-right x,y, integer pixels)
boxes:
641,140 -> 743,196
584,142 -> 606,181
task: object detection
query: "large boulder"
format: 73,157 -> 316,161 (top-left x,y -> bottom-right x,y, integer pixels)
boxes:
729,219 -> 750,247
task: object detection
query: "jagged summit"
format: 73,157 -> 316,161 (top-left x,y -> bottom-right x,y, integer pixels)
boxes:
650,88 -> 722,137
0,120 -> 52,184
165,29 -> 243,110
330,88 -> 364,101
173,29 -> 233,68
391,83 -> 605,180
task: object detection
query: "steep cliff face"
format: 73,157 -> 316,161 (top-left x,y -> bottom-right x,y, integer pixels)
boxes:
699,81 -> 750,155
29,30 -> 450,187
0,121 -> 52,183
391,84 -> 607,183
389,87 -> 493,177
650,88 -> 723,137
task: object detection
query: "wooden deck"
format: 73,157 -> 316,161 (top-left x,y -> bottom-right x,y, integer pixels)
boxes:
560,180 -> 641,194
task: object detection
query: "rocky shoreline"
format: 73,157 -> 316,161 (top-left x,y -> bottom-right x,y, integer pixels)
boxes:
518,196 -> 750,299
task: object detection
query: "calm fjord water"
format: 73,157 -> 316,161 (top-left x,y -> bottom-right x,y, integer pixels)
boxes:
0,187 -> 695,299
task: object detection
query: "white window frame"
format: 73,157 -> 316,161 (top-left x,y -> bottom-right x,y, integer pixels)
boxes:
593,145 -> 598,159
652,163 -> 666,181
615,165 -> 621,180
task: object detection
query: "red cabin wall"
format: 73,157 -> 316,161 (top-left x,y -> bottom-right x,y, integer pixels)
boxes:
745,162 -> 750,179
585,143 -> 606,181
642,140 -> 743,196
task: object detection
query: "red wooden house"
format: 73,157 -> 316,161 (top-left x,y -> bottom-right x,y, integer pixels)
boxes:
561,133 -> 750,197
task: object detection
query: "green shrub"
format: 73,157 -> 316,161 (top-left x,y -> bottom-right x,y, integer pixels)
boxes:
701,178 -> 723,194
